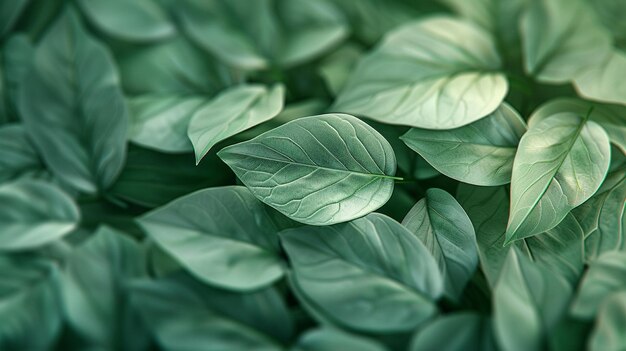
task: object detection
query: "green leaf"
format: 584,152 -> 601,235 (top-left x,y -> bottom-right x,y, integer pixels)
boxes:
138,186 -> 285,291
62,226 -> 147,349
0,124 -> 47,183
3,35 -> 34,120
281,213 -> 443,332
493,248 -> 572,351
528,98 -> 626,155
218,113 -> 398,226
128,95 -> 206,153
505,112 -> 611,242
130,273 -> 292,350
575,51 -> 626,106
521,0 -> 612,83
571,251 -> 626,319
292,328 -> 386,351
0,256 -> 62,350
189,84 -> 284,164
409,312 -> 496,351
402,188 -> 477,300
0,0 -> 29,38
333,16 -> 507,129
109,144 -> 232,208
18,8 -> 128,194
401,103 -> 526,186
77,0 -> 175,42
318,43 -> 363,96
589,291 -> 626,351
458,184 -> 586,287
178,0 -> 348,69
0,179 -> 79,251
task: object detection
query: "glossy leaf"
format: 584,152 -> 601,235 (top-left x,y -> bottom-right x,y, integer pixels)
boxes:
333,16 -> 507,129
410,312 -> 496,351
292,328 -> 386,351
402,188 -> 477,300
130,273 -> 292,350
506,112 -> 611,242
62,226 -> 147,349
571,251 -> 626,319
77,0 -> 175,42
281,213 -> 443,332
18,8 -> 128,194
0,256 -> 62,350
588,291 -> 626,351
0,180 -> 79,251
493,248 -> 572,351
138,186 -> 285,291
218,113 -> 398,226
521,0 -> 612,83
189,84 -> 284,164
401,103 -> 526,186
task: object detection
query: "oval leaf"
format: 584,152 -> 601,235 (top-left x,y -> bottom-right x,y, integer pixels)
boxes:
218,113 -> 398,226
138,186 -> 285,291
281,213 -> 443,332
410,312 -> 496,351
292,328 -> 386,351
333,16 -> 507,129
401,103 -> 526,186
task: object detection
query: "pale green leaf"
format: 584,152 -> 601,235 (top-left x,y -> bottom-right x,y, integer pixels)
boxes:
333,16 -> 507,129
401,103 -> 526,186
402,188 -> 477,300
0,180 -> 79,251
218,114 -> 398,226
18,8 -> 128,194
281,213 -> 443,332
589,291 -> 626,351
575,51 -> 626,106
138,186 -> 285,291
506,113 -> 611,242
292,328 -> 386,351
189,84 -> 284,164
410,312 -> 496,351
77,0 -> 175,42
521,0 -> 612,83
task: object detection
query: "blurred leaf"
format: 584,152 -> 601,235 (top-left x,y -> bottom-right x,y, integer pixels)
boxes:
189,84 -> 284,164
0,179 -> 79,251
410,312 -> 496,351
18,8 -> 128,194
138,186 -> 285,291
402,103 -> 526,186
0,0 -> 29,39
77,0 -> 175,42
130,273 -> 292,350
3,35 -> 34,121
292,328 -> 386,351
219,113 -> 398,225
333,16 -> 507,129
575,51 -> 626,106
588,291 -> 626,351
281,213 -> 443,332
0,124 -> 47,183
402,188 -> 477,300
62,226 -> 148,350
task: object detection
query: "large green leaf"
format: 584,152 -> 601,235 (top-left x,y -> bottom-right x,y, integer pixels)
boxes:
458,184 -> 585,287
333,16 -> 507,129
575,51 -> 626,106
62,226 -> 147,350
521,0 -> 612,83
0,124 -> 47,183
292,328 -> 386,351
409,312 -> 496,351
281,213 -> 443,332
77,0 -> 175,42
138,186 -> 285,291
401,103 -> 526,186
0,256 -> 62,350
0,180 -> 79,251
588,291 -> 626,351
571,251 -> 626,319
0,0 -> 29,38
402,188 -> 477,300
505,112 -> 611,242
493,248 -> 572,351
109,145 -> 232,208
218,114 -> 398,226
529,98 -> 626,154
130,273 -> 292,350
18,8 -> 128,194
178,0 -> 348,70
189,84 -> 284,164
